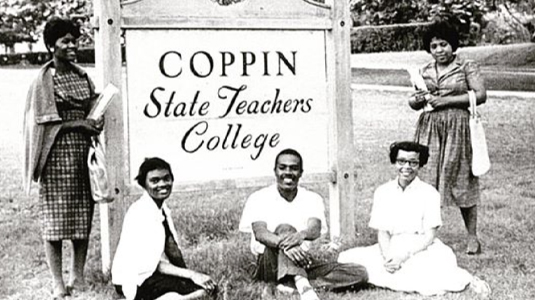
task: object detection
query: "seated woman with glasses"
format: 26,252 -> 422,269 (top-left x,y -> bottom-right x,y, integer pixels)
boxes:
337,141 -> 490,296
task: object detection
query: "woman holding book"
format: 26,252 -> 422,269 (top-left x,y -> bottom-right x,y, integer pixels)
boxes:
408,20 -> 487,255
23,17 -> 103,299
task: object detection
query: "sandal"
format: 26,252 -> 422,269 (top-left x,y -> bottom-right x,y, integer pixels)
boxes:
261,285 -> 275,300
466,237 -> 481,255
51,290 -> 70,300
66,279 -> 90,295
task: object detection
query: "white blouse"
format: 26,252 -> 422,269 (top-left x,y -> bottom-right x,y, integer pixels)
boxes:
112,192 -> 181,300
369,177 -> 442,235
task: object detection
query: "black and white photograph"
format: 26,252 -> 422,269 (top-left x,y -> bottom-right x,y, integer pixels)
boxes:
1,0 -> 534,299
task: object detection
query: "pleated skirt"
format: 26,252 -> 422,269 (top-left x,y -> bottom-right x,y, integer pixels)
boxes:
414,108 -> 480,207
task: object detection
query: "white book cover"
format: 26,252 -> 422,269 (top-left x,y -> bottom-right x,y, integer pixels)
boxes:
87,83 -> 119,120
406,67 -> 433,112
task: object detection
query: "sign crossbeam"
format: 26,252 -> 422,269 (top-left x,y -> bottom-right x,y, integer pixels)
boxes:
119,17 -> 333,30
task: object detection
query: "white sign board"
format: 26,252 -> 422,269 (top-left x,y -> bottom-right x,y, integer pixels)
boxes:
125,29 -> 330,183
96,1 -> 354,274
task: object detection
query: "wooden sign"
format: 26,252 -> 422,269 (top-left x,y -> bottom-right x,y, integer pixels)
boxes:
125,29 -> 329,183
94,0 -> 354,274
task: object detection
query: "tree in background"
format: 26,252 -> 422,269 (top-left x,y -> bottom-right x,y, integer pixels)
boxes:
428,0 -> 488,46
350,0 -> 534,45
0,0 -> 92,53
350,0 -> 488,46
350,0 -> 430,26
484,0 -> 534,43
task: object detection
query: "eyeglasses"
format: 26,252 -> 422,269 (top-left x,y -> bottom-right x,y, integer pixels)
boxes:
396,159 -> 419,167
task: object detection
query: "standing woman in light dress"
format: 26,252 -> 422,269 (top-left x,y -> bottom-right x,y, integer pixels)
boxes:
338,141 -> 490,297
23,17 -> 103,299
409,20 -> 487,254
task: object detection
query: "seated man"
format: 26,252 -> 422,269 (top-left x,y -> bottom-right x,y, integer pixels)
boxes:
239,149 -> 368,300
112,158 -> 217,300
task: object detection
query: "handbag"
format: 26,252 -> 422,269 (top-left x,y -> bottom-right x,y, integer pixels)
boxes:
468,90 -> 491,176
88,136 -> 114,203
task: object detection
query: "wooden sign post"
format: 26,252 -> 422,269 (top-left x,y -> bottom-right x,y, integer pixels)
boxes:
94,0 -> 355,274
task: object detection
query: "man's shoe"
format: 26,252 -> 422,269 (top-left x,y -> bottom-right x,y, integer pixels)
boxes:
276,283 -> 296,295
299,286 -> 320,300
470,276 -> 491,298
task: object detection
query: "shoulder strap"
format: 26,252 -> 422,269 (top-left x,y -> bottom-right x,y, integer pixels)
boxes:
468,90 -> 477,117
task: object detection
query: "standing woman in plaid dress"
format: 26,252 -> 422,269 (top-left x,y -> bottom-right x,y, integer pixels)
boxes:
408,21 -> 486,255
23,17 -> 103,299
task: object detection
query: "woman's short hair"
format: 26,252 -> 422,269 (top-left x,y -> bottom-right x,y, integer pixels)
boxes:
389,141 -> 430,167
135,157 -> 174,188
43,17 -> 81,53
423,21 -> 460,53
274,148 -> 303,171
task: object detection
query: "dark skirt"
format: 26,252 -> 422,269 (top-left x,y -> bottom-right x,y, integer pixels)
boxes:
134,271 -> 202,300
414,108 -> 480,207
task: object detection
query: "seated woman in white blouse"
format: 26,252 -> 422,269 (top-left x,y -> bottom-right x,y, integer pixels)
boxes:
338,141 -> 490,296
112,158 -> 217,300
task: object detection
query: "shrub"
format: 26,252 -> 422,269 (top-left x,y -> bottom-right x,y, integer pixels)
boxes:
76,48 -> 96,64
351,22 -> 431,53
428,0 -> 488,46
350,0 -> 429,26
0,48 -> 94,65
481,10 -> 532,44
349,0 -> 489,51
24,52 -> 51,65
0,54 -> 20,66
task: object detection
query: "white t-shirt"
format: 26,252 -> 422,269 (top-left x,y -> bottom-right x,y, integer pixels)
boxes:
369,177 -> 442,235
239,184 -> 328,255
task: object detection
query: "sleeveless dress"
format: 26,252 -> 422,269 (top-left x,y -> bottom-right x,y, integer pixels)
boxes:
414,56 -> 484,207
39,69 -> 94,241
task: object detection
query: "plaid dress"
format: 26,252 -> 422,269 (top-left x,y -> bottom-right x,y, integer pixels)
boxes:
39,70 -> 94,241
414,57 -> 484,207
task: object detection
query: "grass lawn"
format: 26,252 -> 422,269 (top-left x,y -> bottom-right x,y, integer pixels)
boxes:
351,67 -> 535,92
1,60 -> 534,300
351,43 -> 535,91
351,43 -> 535,70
